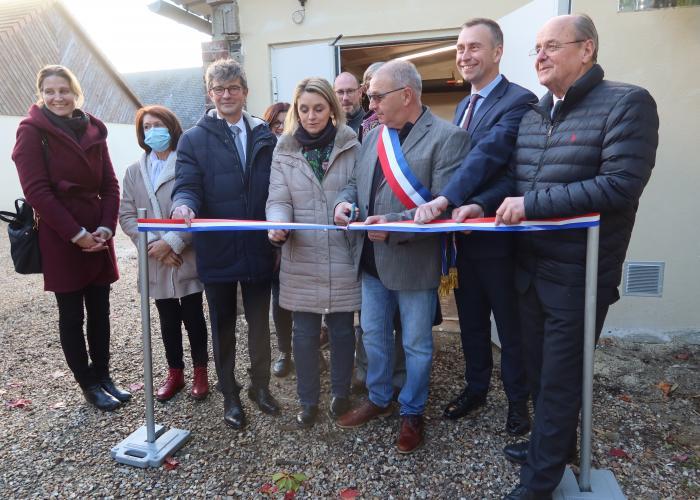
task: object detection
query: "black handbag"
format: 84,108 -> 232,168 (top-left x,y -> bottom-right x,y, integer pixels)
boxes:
0,198 -> 42,274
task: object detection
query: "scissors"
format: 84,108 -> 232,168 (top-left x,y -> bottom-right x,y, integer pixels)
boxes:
348,202 -> 358,223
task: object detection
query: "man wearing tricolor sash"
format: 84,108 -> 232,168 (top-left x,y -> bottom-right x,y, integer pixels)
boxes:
333,60 -> 470,454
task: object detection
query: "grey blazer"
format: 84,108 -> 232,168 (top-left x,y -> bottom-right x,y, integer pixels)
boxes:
336,108 -> 470,290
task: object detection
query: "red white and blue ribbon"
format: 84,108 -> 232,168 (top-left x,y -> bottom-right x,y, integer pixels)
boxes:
377,125 -> 433,209
137,214 -> 600,233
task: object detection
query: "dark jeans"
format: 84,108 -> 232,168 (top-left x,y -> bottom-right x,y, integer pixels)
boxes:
453,254 -> 528,402
518,276 -> 610,494
204,281 -> 272,400
54,284 -> 111,388
155,292 -> 208,369
292,311 -> 355,406
271,277 -> 293,354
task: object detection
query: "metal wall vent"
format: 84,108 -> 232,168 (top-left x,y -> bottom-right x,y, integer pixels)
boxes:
623,261 -> 664,297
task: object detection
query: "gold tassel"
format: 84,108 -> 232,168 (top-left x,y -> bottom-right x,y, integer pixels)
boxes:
449,266 -> 459,290
438,274 -> 450,297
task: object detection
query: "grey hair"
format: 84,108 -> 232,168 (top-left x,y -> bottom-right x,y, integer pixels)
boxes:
205,58 -> 248,90
363,62 -> 385,85
572,14 -> 598,62
461,18 -> 504,48
377,60 -> 422,95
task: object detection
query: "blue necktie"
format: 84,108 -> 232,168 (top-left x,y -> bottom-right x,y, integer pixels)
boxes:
232,126 -> 246,171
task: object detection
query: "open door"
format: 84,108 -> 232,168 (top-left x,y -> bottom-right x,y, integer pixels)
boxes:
270,42 -> 339,104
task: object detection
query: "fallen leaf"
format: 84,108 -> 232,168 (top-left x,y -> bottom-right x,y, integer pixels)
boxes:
6,398 -> 31,409
672,454 -> 689,462
49,401 -> 67,410
609,447 -> 630,459
618,394 -> 632,403
5,381 -> 22,389
163,456 -> 179,470
283,491 -> 296,500
657,381 -> 677,398
339,487 -> 360,499
259,483 -> 279,494
674,352 -> 691,361
51,370 -> 66,379
129,382 -> 144,392
599,338 -> 614,347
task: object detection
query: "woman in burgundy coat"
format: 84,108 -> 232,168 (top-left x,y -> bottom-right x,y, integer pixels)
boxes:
12,65 -> 130,411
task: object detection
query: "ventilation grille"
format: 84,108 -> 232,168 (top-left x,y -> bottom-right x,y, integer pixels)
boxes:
623,261 -> 664,297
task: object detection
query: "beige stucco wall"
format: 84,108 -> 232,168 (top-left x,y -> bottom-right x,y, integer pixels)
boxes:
233,0 -> 699,335
0,116 -> 142,209
570,1 -> 700,333
238,0 -> 528,116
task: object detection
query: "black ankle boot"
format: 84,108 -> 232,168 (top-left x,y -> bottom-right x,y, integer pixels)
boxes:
296,405 -> 318,429
82,384 -> 120,411
100,377 -> 132,403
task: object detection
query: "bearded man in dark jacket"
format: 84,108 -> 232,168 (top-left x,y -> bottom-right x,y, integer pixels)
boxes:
171,59 -> 280,430
454,14 -> 659,499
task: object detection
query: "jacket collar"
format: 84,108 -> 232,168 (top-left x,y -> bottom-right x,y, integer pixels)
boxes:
26,104 -> 107,154
275,124 -> 358,156
468,76 -> 510,131
534,64 -> 605,120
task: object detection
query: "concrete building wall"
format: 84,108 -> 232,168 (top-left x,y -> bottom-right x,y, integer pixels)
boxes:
237,0 -> 528,116
570,1 -> 700,335
0,116 -> 142,208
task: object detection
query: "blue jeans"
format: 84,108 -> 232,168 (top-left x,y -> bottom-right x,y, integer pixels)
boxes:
360,273 -> 437,415
292,311 -> 355,406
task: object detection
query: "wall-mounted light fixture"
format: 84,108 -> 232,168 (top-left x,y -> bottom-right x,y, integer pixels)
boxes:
292,0 -> 307,24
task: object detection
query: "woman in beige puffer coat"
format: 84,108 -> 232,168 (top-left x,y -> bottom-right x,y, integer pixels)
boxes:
266,77 -> 360,429
119,106 -> 209,403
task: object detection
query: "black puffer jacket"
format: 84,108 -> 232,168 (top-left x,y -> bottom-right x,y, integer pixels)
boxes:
474,64 -> 658,291
172,110 -> 276,284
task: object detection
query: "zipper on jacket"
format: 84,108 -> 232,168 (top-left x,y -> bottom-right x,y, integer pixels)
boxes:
532,118 -> 556,190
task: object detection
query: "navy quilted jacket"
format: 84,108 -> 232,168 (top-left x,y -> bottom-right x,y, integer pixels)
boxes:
473,64 -> 659,290
172,111 -> 276,284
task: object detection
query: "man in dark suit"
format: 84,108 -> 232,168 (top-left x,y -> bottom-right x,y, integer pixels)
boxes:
458,14 -> 658,499
415,18 -> 536,436
334,60 -> 470,454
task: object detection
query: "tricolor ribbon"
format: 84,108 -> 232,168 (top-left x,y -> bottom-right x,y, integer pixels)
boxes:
137,214 -> 600,233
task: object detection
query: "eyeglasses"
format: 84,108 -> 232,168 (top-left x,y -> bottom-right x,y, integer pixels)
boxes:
366,87 -> 405,103
335,88 -> 359,97
210,85 -> 244,96
529,40 -> 585,57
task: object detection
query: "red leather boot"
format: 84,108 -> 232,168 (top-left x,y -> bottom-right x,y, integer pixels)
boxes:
156,368 -> 185,402
191,366 -> 209,400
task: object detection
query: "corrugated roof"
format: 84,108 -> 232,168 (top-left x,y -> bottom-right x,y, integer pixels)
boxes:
122,67 -> 207,130
0,0 -> 141,123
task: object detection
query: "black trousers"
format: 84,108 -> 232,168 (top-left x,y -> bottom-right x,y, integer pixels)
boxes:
204,281 -> 272,400
155,292 -> 208,370
271,277 -> 293,354
518,276 -> 610,494
54,284 -> 111,388
453,253 -> 528,402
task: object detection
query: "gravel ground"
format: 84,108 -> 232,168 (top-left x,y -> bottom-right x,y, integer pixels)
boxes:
0,232 -> 698,499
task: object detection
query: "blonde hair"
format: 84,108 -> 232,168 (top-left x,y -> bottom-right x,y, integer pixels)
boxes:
284,77 -> 346,136
35,65 -> 85,108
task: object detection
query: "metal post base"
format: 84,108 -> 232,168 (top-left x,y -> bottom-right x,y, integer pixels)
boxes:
553,467 -> 626,500
111,424 -> 190,468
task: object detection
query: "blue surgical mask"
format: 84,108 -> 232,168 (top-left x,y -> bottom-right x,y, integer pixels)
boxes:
144,127 -> 171,152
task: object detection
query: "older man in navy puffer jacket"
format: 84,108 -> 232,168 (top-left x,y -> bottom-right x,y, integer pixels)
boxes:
455,14 -> 659,500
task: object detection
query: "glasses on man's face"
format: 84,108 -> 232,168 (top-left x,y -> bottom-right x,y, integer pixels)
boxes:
210,85 -> 244,96
366,87 -> 405,103
335,88 -> 359,97
529,40 -> 585,57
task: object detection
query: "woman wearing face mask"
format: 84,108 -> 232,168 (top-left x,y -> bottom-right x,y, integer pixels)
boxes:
266,78 -> 360,428
263,102 -> 290,139
12,65 -> 128,411
119,105 -> 209,402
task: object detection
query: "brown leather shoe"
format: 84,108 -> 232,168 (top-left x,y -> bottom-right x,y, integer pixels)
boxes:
156,368 -> 185,402
191,366 -> 209,400
336,399 -> 392,429
396,415 -> 424,454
